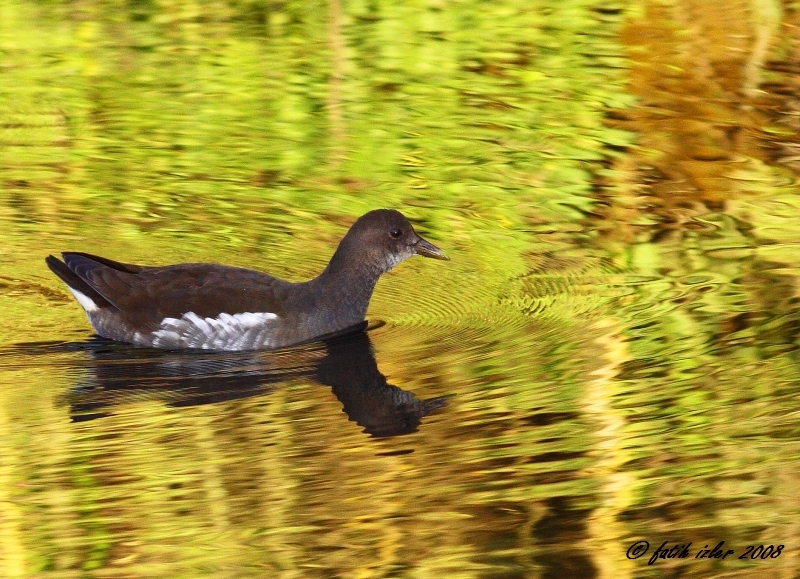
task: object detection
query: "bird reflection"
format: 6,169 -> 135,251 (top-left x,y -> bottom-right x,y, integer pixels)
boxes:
65,324 -> 447,437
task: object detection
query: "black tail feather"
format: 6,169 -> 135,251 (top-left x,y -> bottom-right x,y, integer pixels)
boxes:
45,255 -> 116,310
62,252 -> 142,275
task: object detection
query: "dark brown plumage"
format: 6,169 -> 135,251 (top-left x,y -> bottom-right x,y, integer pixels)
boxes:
46,209 -> 448,350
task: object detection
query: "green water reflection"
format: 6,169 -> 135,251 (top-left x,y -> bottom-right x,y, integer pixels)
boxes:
2,0 -> 800,577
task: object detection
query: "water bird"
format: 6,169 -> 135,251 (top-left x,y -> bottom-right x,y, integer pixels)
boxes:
46,209 -> 448,350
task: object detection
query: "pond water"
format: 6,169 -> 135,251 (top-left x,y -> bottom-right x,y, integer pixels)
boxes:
2,0 -> 800,577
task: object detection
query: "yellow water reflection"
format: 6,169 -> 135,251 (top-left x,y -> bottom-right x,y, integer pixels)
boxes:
3,0 -> 800,577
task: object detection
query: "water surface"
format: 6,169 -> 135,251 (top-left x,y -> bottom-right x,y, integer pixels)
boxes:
2,0 -> 800,577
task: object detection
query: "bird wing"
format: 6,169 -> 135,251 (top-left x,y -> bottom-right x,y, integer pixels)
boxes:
56,252 -> 292,331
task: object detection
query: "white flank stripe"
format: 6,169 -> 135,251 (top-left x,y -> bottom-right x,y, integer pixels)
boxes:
152,311 -> 279,350
184,312 -> 212,335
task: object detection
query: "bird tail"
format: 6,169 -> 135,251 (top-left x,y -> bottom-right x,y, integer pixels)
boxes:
45,254 -> 116,310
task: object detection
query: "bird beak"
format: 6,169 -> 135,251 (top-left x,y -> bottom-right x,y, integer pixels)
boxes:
413,236 -> 449,261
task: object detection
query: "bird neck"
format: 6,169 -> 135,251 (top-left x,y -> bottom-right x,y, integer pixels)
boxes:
307,247 -> 383,330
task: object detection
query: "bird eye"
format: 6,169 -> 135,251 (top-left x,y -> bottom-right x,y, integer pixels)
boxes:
389,228 -> 402,239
